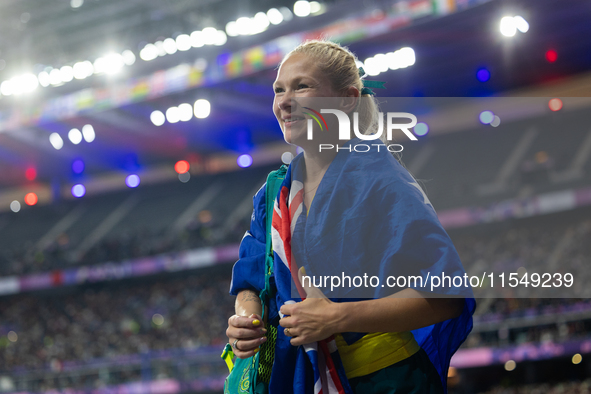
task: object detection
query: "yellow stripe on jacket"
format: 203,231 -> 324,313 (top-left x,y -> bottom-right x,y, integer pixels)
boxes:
335,331 -> 420,379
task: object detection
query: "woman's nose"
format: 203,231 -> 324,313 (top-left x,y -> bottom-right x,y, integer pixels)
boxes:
277,90 -> 294,111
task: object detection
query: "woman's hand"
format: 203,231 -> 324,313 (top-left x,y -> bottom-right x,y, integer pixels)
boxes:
226,313 -> 268,359
279,268 -> 342,346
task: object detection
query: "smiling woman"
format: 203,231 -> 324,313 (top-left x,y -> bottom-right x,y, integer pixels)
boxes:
225,39 -> 475,394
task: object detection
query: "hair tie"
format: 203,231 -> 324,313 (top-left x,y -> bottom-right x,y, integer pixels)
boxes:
358,67 -> 386,95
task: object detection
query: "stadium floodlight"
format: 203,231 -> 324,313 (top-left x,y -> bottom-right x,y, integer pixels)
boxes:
374,54 -> 389,73
139,44 -> 158,61
178,103 -> 193,122
214,30 -> 227,46
236,17 -> 253,35
73,61 -> 93,79
122,50 -> 136,65
4,74 -> 39,95
190,31 -> 205,47
279,7 -> 293,21
154,41 -> 167,57
294,1 -> 311,17
281,152 -> 294,164
500,16 -> 517,37
514,16 -> 529,33
414,122 -> 429,136
101,53 -> 124,74
69,128 -> 83,145
24,193 -> 38,206
252,12 -> 270,34
490,115 -> 501,127
310,1 -> 322,14
166,107 -> 181,123
72,184 -> 86,198
363,57 -> 381,76
82,124 -> 95,142
10,200 -> 21,213
163,38 -> 178,55
126,174 -> 140,188
38,71 -> 51,87
22,74 -> 39,93
202,27 -> 218,45
399,47 -> 416,68
49,68 -> 62,85
386,52 -> 400,70
237,154 -> 253,168
49,133 -> 64,150
150,110 -> 166,126
194,99 -> 211,119
178,172 -> 190,183
175,35 -> 191,51
479,111 -> 495,125
226,21 -> 239,37
60,66 -> 74,82
175,160 -> 190,174
267,8 -> 284,25
0,80 -> 12,96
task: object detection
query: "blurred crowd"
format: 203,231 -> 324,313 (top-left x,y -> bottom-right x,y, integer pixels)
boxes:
0,270 -> 235,372
0,212 -> 249,277
1,200 -> 591,393
478,379 -> 591,394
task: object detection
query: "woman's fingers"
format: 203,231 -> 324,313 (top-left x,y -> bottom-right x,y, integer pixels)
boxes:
226,326 -> 267,340
228,314 -> 262,329
229,336 -> 268,359
226,313 -> 267,358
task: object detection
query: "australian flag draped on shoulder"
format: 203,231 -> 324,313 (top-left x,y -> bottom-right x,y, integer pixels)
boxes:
230,138 -> 475,393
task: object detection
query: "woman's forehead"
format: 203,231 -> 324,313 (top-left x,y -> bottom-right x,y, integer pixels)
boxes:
275,53 -> 321,82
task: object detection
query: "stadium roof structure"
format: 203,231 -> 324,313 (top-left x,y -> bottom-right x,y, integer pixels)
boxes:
0,0 -> 590,193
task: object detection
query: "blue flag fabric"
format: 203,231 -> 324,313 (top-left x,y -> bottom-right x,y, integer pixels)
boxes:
231,138 -> 475,393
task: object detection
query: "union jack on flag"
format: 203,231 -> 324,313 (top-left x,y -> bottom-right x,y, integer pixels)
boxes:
271,178 -> 353,394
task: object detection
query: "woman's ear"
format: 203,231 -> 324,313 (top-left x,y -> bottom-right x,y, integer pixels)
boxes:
340,86 -> 360,114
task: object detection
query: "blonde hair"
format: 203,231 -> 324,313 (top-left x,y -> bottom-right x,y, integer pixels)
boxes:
281,39 -> 382,141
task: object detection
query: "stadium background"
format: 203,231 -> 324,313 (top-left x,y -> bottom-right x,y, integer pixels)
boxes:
1,0 -> 591,392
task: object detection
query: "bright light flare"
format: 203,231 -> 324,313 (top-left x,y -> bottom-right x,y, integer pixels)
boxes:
122,50 -> 136,65
151,110 -> 165,126
294,1 -> 311,17
178,103 -> 193,121
514,16 -> 529,33
175,160 -> 190,174
194,99 -> 211,118
69,128 -> 82,144
202,27 -> 218,45
163,38 -> 178,54
72,184 -> 86,198
176,35 -> 191,51
267,8 -> 284,25
82,124 -> 95,142
140,44 -> 158,61
25,192 -> 38,206
73,61 -> 94,79
10,200 -> 21,213
500,16 -> 517,37
549,98 -> 563,111
166,107 -> 180,123
49,133 -> 64,150
126,174 -> 140,188
237,154 -> 253,168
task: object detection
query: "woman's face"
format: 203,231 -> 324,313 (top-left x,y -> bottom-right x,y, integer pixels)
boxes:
273,53 -> 339,145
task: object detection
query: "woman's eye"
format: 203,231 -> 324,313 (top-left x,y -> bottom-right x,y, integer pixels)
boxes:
297,84 -> 308,90
274,87 -> 284,93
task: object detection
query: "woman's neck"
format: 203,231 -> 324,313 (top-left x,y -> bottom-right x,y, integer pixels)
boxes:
302,148 -> 336,187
